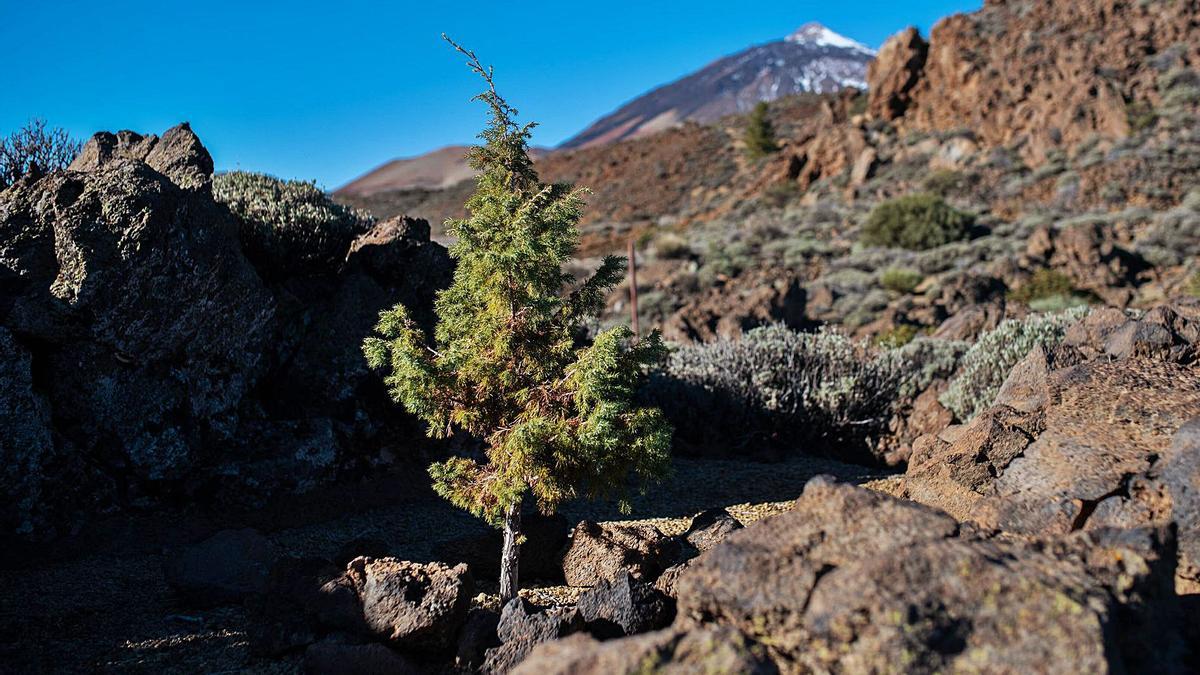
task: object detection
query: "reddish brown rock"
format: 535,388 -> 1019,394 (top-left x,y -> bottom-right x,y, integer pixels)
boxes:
866,27 -> 928,121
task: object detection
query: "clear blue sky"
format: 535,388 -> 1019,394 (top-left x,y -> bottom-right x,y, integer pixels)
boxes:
1,0 -> 979,189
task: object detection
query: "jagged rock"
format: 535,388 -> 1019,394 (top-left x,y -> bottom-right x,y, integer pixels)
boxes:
904,306 -> 1200,589
675,477 -> 1186,672
511,625 -> 778,675
652,560 -> 692,599
0,124 -> 453,537
560,521 -> 681,587
576,571 -> 674,639
933,302 -> 1007,341
682,508 -> 743,553
867,27 -> 928,120
163,529 -> 279,607
482,598 -> 584,673
433,512 -> 570,583
1023,221 -> 1145,306
1162,419 -> 1200,591
0,326 -> 57,535
303,637 -> 421,675
69,123 -> 214,191
345,557 -> 473,652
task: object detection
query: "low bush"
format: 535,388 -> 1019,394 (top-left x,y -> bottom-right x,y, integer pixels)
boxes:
879,267 -> 924,294
643,326 -> 966,463
214,171 -> 373,278
651,231 -> 692,259
940,307 -> 1089,421
860,193 -> 973,251
1007,269 -> 1090,308
0,119 -> 81,190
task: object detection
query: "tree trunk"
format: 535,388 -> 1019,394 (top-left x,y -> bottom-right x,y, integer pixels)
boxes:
499,503 -> 521,603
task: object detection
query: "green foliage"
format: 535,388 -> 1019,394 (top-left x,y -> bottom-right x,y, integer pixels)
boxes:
922,169 -> 966,196
644,326 -> 965,463
364,40 -> 671,526
651,231 -> 692,259
214,171 -> 373,277
874,324 -> 920,348
879,267 -> 924,294
743,101 -> 779,159
940,307 -> 1089,421
1186,270 -> 1200,298
0,119 -> 81,190
860,193 -> 973,250
1007,269 -> 1091,310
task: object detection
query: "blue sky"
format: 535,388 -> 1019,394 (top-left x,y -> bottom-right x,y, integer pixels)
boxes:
1,0 -> 979,189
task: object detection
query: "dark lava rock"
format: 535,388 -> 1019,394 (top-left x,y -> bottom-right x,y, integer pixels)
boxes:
245,556 -> 357,657
346,556 -> 473,652
163,528 -> 279,607
456,608 -> 501,669
576,571 -> 674,639
482,597 -> 584,673
682,507 -> 743,553
512,625 -> 778,675
673,477 -> 1187,672
560,520 -> 681,587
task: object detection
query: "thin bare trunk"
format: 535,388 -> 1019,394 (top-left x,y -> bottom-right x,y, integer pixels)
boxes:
628,237 -> 640,342
499,504 -> 521,603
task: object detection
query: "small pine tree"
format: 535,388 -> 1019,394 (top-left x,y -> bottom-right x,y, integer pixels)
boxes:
744,101 -> 779,158
363,37 -> 673,601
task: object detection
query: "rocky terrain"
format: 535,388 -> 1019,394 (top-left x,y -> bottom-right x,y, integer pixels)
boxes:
4,0 -> 1200,672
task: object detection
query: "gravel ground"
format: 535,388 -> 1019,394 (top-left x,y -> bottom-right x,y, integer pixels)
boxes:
0,455 -> 893,673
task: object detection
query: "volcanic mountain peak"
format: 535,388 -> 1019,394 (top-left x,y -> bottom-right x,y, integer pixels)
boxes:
786,22 -> 876,55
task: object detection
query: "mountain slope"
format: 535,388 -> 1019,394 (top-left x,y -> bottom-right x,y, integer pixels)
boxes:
559,23 -> 874,149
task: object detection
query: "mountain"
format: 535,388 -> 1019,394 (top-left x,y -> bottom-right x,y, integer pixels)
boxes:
336,146 -> 478,196
558,23 -> 875,149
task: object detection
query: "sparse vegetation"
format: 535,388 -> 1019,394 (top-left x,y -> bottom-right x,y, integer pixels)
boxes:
879,267 -> 924,294
363,38 -> 672,601
646,326 -> 965,463
1007,269 -> 1091,311
214,171 -> 373,277
940,307 -> 1089,421
0,119 -> 81,190
860,193 -> 973,251
743,101 -> 779,158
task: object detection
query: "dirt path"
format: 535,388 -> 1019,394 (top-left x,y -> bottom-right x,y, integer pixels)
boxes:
1,455 -> 892,673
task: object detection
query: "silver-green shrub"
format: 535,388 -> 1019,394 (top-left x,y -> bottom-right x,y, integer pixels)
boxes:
940,307 -> 1090,421
644,326 -> 966,462
214,171 -> 373,278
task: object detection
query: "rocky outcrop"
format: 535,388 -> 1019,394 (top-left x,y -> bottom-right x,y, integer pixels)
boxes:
0,124 -> 452,537
879,0 -> 1200,162
575,571 -> 674,639
681,508 -> 743,553
905,305 -> 1200,590
866,27 -> 928,121
482,598 -> 585,673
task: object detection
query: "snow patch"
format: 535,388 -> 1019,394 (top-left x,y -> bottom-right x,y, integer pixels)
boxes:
786,22 -> 876,56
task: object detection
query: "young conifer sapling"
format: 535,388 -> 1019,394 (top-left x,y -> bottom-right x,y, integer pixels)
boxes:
363,37 -> 672,601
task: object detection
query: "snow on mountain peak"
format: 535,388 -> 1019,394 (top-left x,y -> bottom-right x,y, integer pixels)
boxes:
786,22 -> 877,56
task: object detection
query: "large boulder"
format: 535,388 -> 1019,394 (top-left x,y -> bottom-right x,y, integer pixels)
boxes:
345,557 -> 473,652
560,521 -> 681,587
904,305 -> 1200,589
681,508 -> 743,553
68,123 -> 214,191
0,326 -> 59,535
674,478 -> 1186,672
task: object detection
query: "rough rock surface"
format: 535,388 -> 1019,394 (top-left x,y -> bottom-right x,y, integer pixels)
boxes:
482,597 -> 584,673
346,557 -> 473,652
866,27 -> 928,121
512,625 -> 778,675
673,478 -> 1186,672
560,520 -> 681,587
662,270 -> 808,343
883,0 -> 1200,162
0,124 -> 452,537
682,508 -> 743,553
905,305 -> 1200,588
163,528 -> 279,607
575,571 -> 674,639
